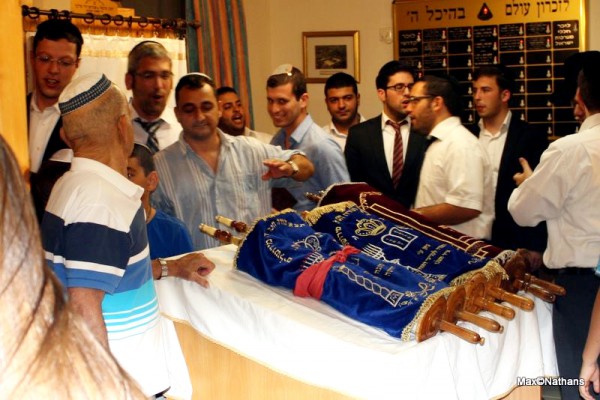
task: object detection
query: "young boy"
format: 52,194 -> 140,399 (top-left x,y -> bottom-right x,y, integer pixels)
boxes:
127,143 -> 193,259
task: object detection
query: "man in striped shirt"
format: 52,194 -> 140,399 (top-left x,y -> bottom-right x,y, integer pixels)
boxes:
153,73 -> 314,250
41,73 -> 175,396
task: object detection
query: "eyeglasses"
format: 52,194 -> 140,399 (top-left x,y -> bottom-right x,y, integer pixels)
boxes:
385,83 -> 414,92
134,71 -> 174,81
34,55 -> 78,68
406,95 -> 433,104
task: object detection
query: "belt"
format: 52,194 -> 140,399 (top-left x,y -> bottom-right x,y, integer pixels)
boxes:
548,267 -> 596,276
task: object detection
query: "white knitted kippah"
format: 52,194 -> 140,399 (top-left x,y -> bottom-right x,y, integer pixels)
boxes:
182,72 -> 213,81
270,63 -> 294,76
59,73 -> 111,115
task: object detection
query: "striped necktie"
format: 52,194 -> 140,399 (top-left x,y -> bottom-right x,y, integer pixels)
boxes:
387,119 -> 407,188
135,118 -> 163,154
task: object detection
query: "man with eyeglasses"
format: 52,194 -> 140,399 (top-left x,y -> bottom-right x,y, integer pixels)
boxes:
408,75 -> 494,240
345,61 -> 427,208
28,19 -> 83,222
125,41 -> 180,154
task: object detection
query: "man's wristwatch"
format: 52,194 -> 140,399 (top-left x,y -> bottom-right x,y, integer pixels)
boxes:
158,258 -> 168,280
287,159 -> 299,177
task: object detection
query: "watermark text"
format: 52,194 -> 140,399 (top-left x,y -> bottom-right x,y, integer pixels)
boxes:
517,376 -> 585,386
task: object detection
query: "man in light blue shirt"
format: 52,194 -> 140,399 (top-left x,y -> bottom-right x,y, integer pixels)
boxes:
267,64 -> 349,211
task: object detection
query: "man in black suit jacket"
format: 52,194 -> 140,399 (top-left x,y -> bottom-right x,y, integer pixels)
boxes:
472,65 -> 548,267
28,20 -> 83,221
345,61 -> 427,208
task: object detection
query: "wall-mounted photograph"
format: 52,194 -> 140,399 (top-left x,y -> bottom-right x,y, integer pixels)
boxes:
302,30 -> 360,83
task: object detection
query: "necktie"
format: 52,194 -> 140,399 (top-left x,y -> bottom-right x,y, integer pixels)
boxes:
135,118 -> 163,154
387,120 -> 407,188
425,135 -> 438,151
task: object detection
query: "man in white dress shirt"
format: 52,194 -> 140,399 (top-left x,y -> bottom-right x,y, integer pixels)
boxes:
28,19 -> 83,221
408,74 -> 494,240
125,41 -> 180,153
322,72 -> 365,150
216,86 -> 271,143
508,53 -> 600,400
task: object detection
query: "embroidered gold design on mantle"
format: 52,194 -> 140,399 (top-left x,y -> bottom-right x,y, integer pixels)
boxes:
355,218 -> 386,236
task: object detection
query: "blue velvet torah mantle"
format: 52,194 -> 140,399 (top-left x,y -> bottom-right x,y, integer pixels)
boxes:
305,202 -> 506,286
234,210 -> 451,340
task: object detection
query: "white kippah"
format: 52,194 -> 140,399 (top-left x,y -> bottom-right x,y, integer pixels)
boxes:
270,63 -> 294,76
182,72 -> 213,81
59,73 -> 111,115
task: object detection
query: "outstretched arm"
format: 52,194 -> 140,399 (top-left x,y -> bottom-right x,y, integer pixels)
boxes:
413,203 -> 481,225
262,154 -> 314,181
152,252 -> 215,288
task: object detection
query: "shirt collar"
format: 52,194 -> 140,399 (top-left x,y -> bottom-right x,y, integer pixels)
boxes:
128,98 -> 171,126
278,114 -> 314,146
580,113 -> 600,131
478,110 -> 512,138
327,114 -> 366,136
30,91 -> 60,114
178,128 -> 231,157
429,116 -> 462,141
70,157 -> 143,199
381,112 -> 411,130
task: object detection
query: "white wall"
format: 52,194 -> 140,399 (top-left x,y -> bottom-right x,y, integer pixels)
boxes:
245,0 -> 600,134
586,0 -> 597,50
245,0 -> 395,133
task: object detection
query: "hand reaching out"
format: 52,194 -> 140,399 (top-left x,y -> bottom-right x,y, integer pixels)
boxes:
169,252 -> 215,288
513,157 -> 533,186
261,159 -> 293,180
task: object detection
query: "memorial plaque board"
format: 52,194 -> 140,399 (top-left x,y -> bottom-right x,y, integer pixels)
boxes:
500,52 -> 525,66
448,27 -> 472,40
528,94 -> 554,108
499,23 -> 524,37
393,0 -> 586,139
500,38 -> 524,52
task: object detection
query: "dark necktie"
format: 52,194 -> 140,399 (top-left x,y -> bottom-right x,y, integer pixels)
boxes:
135,118 -> 163,154
425,135 -> 438,151
386,119 -> 407,189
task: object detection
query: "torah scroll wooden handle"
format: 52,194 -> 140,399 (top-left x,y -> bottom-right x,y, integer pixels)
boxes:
445,287 -> 503,333
486,286 -> 535,311
199,223 -> 243,246
438,320 -> 485,345
513,279 -> 556,303
417,294 -> 484,345
215,215 -> 249,233
455,310 -> 503,333
473,297 -> 516,320
502,253 -> 565,301
524,273 -> 566,297
304,192 -> 323,203
464,273 -> 515,320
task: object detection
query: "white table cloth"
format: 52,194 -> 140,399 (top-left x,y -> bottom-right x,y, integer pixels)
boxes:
156,244 -> 558,400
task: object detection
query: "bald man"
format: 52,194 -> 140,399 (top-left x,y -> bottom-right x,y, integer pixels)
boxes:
41,73 -> 213,396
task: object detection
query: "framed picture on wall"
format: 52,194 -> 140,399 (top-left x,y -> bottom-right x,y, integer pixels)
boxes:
302,31 -> 360,83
